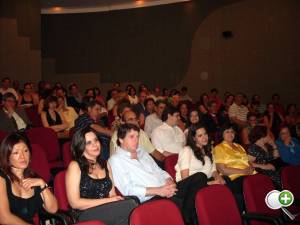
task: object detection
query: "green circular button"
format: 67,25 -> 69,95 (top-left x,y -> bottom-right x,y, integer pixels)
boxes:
279,190 -> 294,207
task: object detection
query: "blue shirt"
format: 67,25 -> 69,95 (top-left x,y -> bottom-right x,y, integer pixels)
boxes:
109,146 -> 171,202
276,138 -> 300,165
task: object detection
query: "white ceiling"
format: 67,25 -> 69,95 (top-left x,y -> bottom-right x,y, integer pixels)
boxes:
41,0 -> 191,14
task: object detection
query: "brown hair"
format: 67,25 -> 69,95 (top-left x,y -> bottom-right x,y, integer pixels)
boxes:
0,132 -> 35,183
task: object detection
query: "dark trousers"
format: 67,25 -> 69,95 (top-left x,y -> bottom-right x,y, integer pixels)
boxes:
78,198 -> 138,225
150,172 -> 208,225
223,176 -> 245,212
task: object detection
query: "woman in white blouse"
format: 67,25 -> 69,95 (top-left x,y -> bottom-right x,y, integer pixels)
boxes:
175,123 -> 225,184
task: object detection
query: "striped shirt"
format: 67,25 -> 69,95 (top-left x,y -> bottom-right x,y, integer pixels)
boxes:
228,102 -> 249,123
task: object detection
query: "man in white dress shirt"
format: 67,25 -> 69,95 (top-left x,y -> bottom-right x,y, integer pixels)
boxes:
109,123 -> 207,225
151,106 -> 186,156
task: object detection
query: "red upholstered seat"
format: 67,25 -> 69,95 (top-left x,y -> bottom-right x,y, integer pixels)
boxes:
26,127 -> 64,169
164,154 -> 178,180
31,144 -> 52,183
25,107 -> 42,127
196,184 -> 243,225
54,170 -> 69,211
243,174 -> 281,225
130,199 -> 184,225
281,166 -> 300,222
62,141 -> 72,168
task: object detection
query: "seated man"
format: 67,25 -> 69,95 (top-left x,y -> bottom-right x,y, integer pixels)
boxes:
75,100 -> 113,159
109,123 -> 207,225
151,106 -> 186,156
144,100 -> 166,137
0,93 -> 31,132
110,110 -> 164,163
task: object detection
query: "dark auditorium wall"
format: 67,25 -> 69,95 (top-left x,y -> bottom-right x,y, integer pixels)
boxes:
181,0 -> 300,104
42,0 -> 300,103
0,0 -> 41,82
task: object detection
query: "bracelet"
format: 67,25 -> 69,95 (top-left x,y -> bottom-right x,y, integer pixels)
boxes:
40,183 -> 49,192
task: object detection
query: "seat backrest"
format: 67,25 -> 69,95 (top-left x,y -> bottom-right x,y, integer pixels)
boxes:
30,144 -> 52,183
54,170 -> 69,211
243,174 -> 281,225
281,166 -> 300,199
75,221 -> 106,225
25,107 -> 43,127
281,166 -> 300,213
62,141 -> 72,168
164,154 -> 178,180
130,199 -> 185,225
26,127 -> 60,162
196,184 -> 242,225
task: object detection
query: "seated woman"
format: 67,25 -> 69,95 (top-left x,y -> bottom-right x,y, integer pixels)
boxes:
248,125 -> 282,188
41,96 -> 69,137
18,83 -> 39,108
176,124 -> 225,185
66,127 -> 137,225
184,109 -> 200,137
213,123 -> 256,211
276,126 -> 300,165
240,112 -> 258,149
57,95 -> 78,130
0,133 -> 58,225
263,103 -> 284,139
178,101 -> 190,127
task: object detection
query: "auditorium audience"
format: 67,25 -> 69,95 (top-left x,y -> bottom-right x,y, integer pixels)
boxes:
41,96 -> 69,136
197,93 -> 209,114
208,88 -> 222,112
263,103 -> 283,139
176,124 -> 225,185
284,103 -> 300,138
144,99 -> 166,137
109,123 -> 207,225
0,77 -> 19,100
271,93 -> 285,118
0,133 -> 58,225
66,128 -> 137,224
127,85 -> 138,105
0,93 -> 31,132
202,101 -> 221,142
248,126 -> 282,188
57,95 -> 78,130
67,83 -> 82,112
18,82 -> 39,108
151,106 -> 186,156
180,86 -> 193,102
178,101 -> 190,127
110,110 -> 164,163
276,126 -> 300,165
144,97 -> 156,117
228,93 -> 249,128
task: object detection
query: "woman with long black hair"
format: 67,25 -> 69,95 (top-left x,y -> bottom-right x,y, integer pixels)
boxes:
175,123 -> 225,184
65,127 -> 137,225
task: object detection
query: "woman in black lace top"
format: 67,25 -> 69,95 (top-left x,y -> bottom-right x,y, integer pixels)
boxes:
66,127 -> 137,225
0,133 -> 58,225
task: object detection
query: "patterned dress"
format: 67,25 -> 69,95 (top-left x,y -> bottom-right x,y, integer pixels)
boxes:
248,144 -> 281,188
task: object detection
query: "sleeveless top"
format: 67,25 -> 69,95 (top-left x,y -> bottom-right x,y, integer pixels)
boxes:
46,110 -> 62,126
0,170 -> 43,224
21,95 -> 34,105
79,165 -> 112,199
72,164 -> 113,221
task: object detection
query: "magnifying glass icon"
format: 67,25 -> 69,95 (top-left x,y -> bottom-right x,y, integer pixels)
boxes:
265,190 -> 298,220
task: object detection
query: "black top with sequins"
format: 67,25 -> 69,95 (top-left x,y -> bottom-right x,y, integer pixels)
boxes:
79,165 -> 112,199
